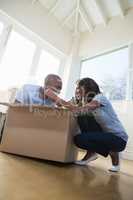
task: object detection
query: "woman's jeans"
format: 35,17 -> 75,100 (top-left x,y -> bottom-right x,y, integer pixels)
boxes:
74,132 -> 127,157
75,114 -> 127,157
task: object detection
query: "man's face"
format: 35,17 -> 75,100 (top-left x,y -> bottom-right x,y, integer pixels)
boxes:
46,78 -> 62,95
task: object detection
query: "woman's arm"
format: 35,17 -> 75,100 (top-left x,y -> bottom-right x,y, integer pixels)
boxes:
73,100 -> 101,113
84,100 -> 101,110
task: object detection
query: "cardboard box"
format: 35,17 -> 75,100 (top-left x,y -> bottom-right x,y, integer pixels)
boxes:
0,105 -> 78,163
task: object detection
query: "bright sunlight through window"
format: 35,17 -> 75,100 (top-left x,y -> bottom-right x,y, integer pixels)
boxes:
81,48 -> 128,100
0,30 -> 36,90
35,50 -> 60,85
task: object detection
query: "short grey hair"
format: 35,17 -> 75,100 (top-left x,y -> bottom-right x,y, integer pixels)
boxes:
44,74 -> 62,86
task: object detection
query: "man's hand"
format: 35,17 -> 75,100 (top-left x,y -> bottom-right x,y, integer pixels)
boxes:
44,88 -> 77,110
44,88 -> 60,102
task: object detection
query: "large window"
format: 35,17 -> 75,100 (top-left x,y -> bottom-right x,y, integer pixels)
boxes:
0,27 -> 61,90
0,15 -> 62,103
35,50 -> 60,85
81,48 -> 129,100
0,30 -> 36,90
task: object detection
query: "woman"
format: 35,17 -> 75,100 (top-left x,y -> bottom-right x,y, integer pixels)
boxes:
42,79 -> 128,172
73,78 -> 128,172
72,80 -> 103,133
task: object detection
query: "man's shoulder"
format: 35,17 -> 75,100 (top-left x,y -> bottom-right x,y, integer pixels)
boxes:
22,84 -> 41,92
16,84 -> 41,103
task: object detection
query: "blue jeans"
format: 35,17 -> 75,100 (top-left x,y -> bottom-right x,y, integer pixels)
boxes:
74,132 -> 127,157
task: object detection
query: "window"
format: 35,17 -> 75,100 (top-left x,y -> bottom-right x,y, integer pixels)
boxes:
81,48 -> 129,100
0,30 -> 36,90
35,49 -> 60,85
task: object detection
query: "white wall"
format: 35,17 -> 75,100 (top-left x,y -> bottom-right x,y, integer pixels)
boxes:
0,0 -> 72,56
79,9 -> 133,59
113,101 -> 133,160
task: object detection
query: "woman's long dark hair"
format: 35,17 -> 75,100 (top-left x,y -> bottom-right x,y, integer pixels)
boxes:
78,78 -> 101,103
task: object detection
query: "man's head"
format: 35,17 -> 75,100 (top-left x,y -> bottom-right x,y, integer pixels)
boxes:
44,74 -> 62,94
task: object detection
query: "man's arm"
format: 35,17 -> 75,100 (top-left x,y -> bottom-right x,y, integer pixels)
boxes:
15,85 -> 29,104
44,88 -> 103,112
44,88 -> 77,110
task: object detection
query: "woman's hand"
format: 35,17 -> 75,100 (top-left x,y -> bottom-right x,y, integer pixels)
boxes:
71,100 -> 101,114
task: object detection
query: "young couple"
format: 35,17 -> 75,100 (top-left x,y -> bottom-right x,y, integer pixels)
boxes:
15,74 -> 128,172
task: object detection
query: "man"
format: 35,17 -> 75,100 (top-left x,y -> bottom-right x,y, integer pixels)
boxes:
15,74 -> 62,106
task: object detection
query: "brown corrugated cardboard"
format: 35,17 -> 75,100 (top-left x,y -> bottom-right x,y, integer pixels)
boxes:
0,105 -> 78,163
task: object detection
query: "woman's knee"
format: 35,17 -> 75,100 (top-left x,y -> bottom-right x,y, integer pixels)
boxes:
74,134 -> 88,149
74,134 -> 83,147
74,134 -> 80,145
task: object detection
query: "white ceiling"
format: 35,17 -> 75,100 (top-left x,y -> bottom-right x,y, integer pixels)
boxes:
33,0 -> 133,33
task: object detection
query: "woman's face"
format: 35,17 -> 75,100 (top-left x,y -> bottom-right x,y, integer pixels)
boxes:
75,86 -> 80,100
75,86 -> 85,100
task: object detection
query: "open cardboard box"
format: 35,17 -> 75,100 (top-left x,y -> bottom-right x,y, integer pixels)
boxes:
0,104 -> 79,163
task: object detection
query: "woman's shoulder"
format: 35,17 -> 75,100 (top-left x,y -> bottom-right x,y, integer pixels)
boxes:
93,93 -> 109,105
93,93 -> 106,100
